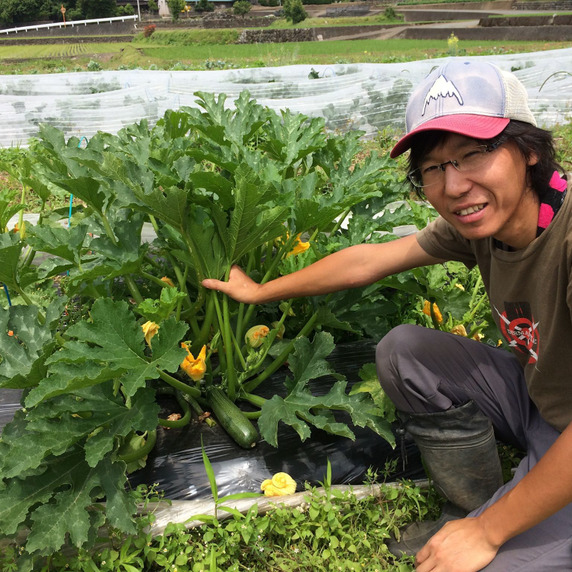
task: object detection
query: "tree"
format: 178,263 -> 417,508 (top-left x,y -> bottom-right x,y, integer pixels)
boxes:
194,0 -> 214,13
148,0 -> 158,14
0,0 -> 39,25
283,0 -> 306,24
77,0 -> 117,19
167,0 -> 185,20
233,0 -> 251,16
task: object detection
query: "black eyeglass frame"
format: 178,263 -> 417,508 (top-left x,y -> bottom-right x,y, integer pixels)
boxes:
407,137 -> 507,191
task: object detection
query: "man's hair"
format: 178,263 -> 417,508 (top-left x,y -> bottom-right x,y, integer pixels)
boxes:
407,121 -> 564,202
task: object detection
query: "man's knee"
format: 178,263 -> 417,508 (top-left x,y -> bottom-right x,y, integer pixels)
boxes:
376,324 -> 426,383
376,324 -> 452,413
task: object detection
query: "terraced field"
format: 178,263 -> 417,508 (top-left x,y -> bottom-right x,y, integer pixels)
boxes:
0,42 -> 128,60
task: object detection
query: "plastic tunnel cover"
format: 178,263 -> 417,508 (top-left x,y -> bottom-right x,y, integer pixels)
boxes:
2,49 -> 572,148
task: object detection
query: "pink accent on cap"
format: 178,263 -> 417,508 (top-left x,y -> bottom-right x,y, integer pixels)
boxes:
390,114 -> 509,158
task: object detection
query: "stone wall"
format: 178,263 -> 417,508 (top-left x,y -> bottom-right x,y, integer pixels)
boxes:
513,0 -> 572,9
400,9 -> 507,22
397,1 -> 514,8
237,28 -> 314,43
236,24 -> 392,43
401,25 -> 572,41
481,14 -> 572,25
202,15 -> 277,28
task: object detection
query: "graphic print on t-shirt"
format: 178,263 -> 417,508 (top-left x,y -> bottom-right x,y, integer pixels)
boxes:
495,302 -> 539,364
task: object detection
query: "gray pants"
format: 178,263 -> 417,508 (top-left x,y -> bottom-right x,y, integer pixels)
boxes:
376,324 -> 572,571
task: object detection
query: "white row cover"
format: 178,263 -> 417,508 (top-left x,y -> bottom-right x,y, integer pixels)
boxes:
1,48 -> 572,148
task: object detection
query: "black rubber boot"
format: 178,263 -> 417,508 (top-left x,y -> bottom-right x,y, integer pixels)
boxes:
388,401 -> 504,557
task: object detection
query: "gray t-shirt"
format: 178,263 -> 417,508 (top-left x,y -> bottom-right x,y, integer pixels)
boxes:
417,189 -> 572,432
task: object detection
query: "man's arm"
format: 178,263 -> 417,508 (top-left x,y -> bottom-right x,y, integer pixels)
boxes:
415,420 -> 572,572
201,233 -> 443,304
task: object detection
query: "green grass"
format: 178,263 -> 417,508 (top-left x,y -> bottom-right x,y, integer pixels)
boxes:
2,38 -> 565,75
136,38 -> 572,68
1,25 -> 572,74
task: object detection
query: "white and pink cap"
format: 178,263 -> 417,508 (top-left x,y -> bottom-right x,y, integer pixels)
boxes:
390,60 -> 537,158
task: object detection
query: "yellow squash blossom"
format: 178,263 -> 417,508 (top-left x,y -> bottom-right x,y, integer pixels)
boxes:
141,321 -> 160,346
245,325 -> 270,348
161,276 -> 175,287
450,324 -> 468,337
422,300 -> 443,324
181,343 -> 207,382
287,234 -> 310,258
271,321 -> 285,340
261,472 -> 297,497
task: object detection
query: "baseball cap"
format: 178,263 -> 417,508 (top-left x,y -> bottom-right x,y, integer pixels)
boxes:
390,60 -> 537,158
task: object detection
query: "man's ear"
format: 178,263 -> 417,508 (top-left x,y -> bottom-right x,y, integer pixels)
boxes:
527,152 -> 539,167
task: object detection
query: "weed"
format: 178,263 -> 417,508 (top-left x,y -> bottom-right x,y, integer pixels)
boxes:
87,60 -> 102,72
0,452 -> 438,571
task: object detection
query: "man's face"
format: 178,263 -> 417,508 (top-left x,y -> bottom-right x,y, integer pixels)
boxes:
419,133 -> 539,250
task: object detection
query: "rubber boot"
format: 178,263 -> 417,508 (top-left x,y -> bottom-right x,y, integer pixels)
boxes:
388,400 -> 504,557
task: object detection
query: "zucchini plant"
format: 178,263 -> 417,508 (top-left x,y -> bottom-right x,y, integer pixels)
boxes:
0,90 -> 427,566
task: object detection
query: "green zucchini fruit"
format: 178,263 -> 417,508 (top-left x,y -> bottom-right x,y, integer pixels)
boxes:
206,387 -> 259,449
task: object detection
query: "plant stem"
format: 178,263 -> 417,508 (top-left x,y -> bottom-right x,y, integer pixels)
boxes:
249,300 -> 292,372
157,369 -> 201,399
141,271 -> 170,289
469,272 -> 483,309
243,310 -> 319,393
212,290 -> 238,400
195,291 -> 215,350
329,208 -> 351,235
241,392 -> 266,408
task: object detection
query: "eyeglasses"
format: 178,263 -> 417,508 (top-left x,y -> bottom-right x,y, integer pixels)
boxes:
407,139 -> 506,189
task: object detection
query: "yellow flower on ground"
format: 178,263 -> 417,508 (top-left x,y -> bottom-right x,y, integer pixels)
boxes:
450,324 -> 468,337
245,325 -> 270,348
181,343 -> 207,382
141,321 -> 159,347
287,234 -> 310,258
261,472 -> 297,497
161,276 -> 175,287
422,300 -> 443,324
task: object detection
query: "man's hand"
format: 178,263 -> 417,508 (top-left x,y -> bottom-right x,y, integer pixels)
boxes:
202,265 -> 263,305
415,517 -> 500,572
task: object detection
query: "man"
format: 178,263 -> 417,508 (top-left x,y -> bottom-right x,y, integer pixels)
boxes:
203,60 -> 572,570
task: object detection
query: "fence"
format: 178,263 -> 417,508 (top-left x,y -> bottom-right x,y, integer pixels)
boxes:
0,15 -> 138,36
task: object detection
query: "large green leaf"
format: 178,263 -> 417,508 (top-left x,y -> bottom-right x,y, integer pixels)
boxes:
0,449 -> 136,554
0,232 -> 26,290
27,224 -> 88,265
0,300 -> 64,389
24,298 -> 188,406
258,332 -> 394,447
228,166 -> 288,263
261,109 -> 326,168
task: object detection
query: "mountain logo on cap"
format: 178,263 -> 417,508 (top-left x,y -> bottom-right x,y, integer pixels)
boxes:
422,75 -> 463,116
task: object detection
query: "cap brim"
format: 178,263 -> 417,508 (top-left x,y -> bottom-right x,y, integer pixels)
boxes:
390,115 -> 510,158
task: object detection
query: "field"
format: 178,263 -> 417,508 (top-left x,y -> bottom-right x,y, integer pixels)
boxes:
1,36 -> 572,74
